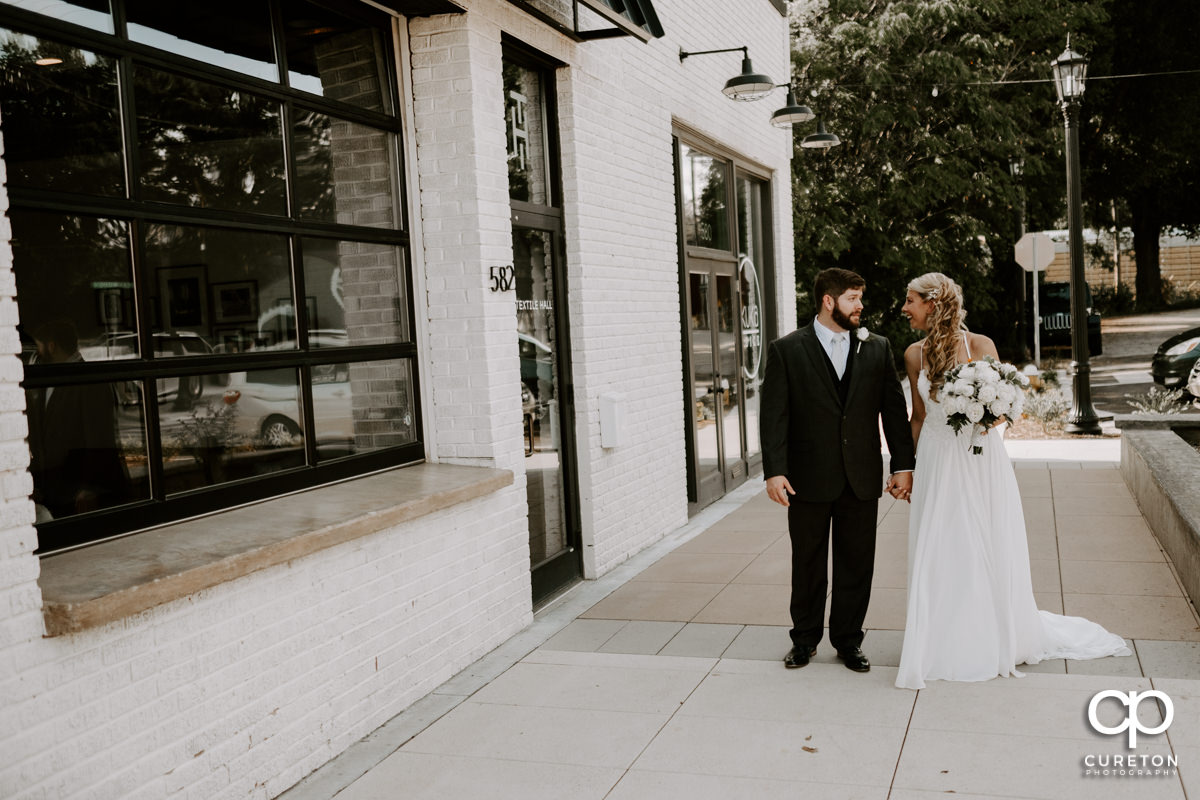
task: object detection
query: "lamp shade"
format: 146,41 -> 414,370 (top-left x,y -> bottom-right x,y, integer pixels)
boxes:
722,56 -> 775,101
1051,43 -> 1087,102
770,88 -> 815,128
800,119 -> 841,149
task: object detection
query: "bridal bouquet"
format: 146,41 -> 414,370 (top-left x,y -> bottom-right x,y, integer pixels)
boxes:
940,356 -> 1029,454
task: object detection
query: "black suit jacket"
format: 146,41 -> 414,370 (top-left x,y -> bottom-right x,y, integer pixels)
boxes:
759,322 -> 915,502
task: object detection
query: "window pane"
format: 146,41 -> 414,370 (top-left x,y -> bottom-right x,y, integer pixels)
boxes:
0,0 -> 112,33
313,358 -> 414,461
126,0 -> 277,82
160,367 -> 306,495
503,59 -> 550,205
135,66 -> 286,214
282,2 -> 388,113
27,377 -> 147,521
0,28 -> 123,195
680,144 -> 730,251
293,109 -> 397,228
143,224 -> 295,351
301,238 -> 409,347
11,210 -> 138,362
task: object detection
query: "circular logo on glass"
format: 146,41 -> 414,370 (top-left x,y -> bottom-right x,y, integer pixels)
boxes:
739,255 -> 763,382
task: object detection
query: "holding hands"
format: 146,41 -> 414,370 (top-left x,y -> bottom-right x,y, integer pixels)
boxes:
886,472 -> 912,503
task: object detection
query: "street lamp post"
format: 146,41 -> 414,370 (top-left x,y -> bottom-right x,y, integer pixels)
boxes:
1051,40 -> 1103,435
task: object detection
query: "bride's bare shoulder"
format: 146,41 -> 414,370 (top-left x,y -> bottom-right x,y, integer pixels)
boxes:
904,340 -> 924,368
967,332 -> 999,359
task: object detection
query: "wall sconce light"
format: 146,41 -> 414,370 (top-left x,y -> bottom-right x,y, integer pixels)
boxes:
680,45 -> 837,146
801,119 -> 841,149
679,46 -> 775,102
770,86 -> 815,128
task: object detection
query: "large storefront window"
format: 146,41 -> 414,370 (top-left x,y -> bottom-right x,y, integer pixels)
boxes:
0,1 -> 421,552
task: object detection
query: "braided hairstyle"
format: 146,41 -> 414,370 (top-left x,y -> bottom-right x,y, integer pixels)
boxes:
907,272 -> 968,399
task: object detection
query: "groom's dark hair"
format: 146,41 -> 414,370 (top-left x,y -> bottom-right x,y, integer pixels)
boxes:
813,268 -> 866,309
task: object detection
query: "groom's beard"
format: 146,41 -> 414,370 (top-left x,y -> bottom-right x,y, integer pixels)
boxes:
832,306 -> 860,331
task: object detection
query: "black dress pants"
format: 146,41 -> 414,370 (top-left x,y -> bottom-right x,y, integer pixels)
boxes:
787,484 -> 879,652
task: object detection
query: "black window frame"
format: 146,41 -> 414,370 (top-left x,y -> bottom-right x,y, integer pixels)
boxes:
2,0 -> 425,553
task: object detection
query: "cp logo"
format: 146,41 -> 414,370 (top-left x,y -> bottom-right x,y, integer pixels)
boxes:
1087,690 -> 1173,748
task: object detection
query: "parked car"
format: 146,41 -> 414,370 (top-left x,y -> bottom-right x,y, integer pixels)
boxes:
1026,280 -> 1102,356
1152,325 -> 1200,393
1188,359 -> 1200,400
79,331 -> 215,406
221,363 -> 353,448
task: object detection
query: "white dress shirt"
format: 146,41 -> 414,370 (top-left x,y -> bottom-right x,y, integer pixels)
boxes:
813,317 -> 850,379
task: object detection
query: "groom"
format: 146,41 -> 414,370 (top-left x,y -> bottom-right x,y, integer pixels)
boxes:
760,268 -> 915,672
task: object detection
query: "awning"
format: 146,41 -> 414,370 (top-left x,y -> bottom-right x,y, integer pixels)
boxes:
505,0 -> 664,43
577,0 -> 664,42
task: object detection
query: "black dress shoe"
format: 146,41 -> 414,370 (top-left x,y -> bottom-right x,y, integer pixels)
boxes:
783,646 -> 818,669
836,648 -> 870,672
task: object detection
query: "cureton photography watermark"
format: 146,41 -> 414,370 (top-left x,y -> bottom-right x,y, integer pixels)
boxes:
1081,689 -> 1179,778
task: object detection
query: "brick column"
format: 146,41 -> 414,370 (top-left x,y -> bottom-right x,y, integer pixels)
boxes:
408,13 -> 523,471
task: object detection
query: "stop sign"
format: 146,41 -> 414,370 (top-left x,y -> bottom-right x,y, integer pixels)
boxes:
1014,232 -> 1055,272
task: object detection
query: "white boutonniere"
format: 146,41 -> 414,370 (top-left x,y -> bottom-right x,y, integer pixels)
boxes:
855,326 -> 869,353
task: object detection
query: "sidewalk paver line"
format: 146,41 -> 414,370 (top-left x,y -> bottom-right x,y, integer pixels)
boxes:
887,685 -> 921,800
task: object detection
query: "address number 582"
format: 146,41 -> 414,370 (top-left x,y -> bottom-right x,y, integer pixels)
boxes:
490,265 -> 515,292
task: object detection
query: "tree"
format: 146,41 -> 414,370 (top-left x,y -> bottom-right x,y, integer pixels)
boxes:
1081,0 -> 1200,310
789,0 -> 1106,355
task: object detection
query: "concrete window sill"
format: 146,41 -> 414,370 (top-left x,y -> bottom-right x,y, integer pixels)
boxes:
38,463 -> 514,636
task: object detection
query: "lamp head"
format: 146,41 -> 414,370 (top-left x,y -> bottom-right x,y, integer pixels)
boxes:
722,55 -> 776,101
770,87 -> 815,128
1051,39 -> 1088,103
800,119 -> 841,149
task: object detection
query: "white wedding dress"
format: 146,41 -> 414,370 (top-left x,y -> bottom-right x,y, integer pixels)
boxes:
895,357 -> 1131,690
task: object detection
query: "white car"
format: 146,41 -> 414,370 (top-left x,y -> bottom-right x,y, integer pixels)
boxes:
221,363 -> 353,449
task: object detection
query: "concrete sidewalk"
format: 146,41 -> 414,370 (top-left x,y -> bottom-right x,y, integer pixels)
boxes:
284,440 -> 1200,800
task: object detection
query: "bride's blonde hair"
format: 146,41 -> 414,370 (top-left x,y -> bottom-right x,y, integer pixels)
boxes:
908,272 -> 968,398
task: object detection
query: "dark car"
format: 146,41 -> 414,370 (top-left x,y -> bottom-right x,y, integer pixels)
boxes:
1151,325 -> 1200,394
1026,280 -> 1102,356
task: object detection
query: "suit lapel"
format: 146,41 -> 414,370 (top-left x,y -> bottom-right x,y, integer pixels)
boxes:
800,323 -> 841,404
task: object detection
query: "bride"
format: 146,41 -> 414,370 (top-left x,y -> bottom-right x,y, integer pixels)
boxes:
895,272 -> 1130,690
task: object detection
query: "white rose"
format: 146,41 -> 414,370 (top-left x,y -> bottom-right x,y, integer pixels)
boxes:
966,402 -> 985,423
948,396 -> 968,415
977,384 -> 999,403
958,366 -> 977,381
856,327 -> 869,342
981,367 -> 1000,384
956,380 -> 976,397
998,384 -> 1015,403
991,400 -> 1011,416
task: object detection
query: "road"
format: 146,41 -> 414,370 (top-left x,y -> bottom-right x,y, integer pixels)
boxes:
1087,308 -> 1200,415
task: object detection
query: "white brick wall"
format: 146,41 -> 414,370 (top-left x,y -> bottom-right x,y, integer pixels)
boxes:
0,1 -> 794,797
0,491 -> 530,800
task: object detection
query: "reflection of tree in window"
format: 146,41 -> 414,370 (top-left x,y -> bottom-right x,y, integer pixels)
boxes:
293,109 -> 335,219
135,66 -> 286,214
695,159 -> 728,250
0,29 -> 124,194
504,61 -> 547,204
681,147 -> 729,251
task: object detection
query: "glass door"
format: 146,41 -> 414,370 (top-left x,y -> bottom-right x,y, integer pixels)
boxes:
688,262 -> 744,507
503,44 -> 579,602
513,222 -> 577,597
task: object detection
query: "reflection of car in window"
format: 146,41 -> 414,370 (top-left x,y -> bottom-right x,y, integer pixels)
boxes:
222,363 -> 352,449
79,331 -> 215,405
